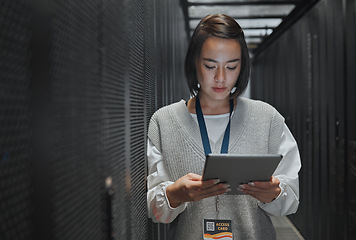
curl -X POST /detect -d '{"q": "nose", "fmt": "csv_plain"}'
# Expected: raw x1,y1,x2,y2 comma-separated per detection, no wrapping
215,67,225,83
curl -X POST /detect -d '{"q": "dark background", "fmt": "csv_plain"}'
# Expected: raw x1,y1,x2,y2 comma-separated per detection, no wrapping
0,0,355,239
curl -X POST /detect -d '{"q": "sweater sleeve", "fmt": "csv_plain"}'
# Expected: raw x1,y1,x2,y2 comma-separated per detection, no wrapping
148,112,162,153
258,124,301,216
146,139,188,223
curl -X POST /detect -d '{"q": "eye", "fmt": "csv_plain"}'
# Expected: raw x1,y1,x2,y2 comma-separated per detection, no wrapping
204,64,215,70
226,66,237,70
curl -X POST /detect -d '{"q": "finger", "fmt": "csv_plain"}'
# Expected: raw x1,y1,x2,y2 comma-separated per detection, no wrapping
242,188,272,196
248,181,273,189
271,176,281,185
241,184,279,196
184,178,218,191
238,183,270,193
181,173,205,190
240,187,267,196
239,185,279,203
201,184,231,198
199,183,231,199
186,173,203,181
252,176,280,188
199,178,221,190
238,184,269,195
242,188,274,200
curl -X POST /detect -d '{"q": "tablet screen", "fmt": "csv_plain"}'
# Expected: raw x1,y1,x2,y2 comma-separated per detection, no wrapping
202,154,282,195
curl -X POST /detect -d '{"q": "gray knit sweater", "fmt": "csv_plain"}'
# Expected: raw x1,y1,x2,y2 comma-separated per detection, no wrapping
148,97,284,240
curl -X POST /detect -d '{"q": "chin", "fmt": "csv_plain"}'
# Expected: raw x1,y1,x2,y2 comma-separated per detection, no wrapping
212,93,229,101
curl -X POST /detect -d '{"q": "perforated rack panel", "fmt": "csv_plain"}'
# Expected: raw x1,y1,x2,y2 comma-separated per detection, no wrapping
101,0,128,238
49,1,102,239
1,0,188,239
252,0,356,239
0,1,33,239
127,0,147,239
144,0,189,238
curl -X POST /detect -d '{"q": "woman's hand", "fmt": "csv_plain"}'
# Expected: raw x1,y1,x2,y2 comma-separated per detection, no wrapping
238,176,281,203
166,173,231,208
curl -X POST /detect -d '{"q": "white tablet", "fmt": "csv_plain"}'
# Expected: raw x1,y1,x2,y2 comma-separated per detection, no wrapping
202,154,282,195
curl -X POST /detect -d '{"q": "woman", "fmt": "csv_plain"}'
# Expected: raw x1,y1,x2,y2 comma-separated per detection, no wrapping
147,14,301,239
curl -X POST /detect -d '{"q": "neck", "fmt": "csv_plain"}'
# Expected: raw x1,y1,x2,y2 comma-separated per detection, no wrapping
187,94,235,115
199,94,230,112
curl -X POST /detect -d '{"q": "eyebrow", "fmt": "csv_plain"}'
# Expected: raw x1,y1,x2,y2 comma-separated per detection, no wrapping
203,58,240,63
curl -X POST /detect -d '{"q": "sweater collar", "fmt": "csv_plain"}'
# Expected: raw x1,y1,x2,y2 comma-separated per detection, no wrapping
172,98,249,154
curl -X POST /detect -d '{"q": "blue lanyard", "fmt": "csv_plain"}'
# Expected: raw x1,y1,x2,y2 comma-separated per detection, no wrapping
196,97,234,156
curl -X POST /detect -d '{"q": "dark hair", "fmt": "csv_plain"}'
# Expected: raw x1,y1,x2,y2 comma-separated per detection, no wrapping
185,14,251,98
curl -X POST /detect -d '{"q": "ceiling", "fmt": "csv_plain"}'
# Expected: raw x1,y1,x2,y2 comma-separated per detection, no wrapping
181,0,318,56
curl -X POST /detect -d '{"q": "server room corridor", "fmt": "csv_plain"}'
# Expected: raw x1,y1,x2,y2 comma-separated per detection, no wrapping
1,0,355,239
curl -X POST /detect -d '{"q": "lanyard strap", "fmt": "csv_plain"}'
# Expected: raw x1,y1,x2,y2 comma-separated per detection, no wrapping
196,97,234,156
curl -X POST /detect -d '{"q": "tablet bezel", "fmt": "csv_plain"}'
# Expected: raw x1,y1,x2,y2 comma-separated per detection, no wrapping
202,154,282,195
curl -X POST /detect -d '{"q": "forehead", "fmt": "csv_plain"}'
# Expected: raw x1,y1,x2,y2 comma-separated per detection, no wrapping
200,37,241,59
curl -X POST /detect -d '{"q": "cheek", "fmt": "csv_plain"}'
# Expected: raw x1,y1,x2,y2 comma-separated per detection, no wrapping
232,67,242,81
226,71,241,89
196,66,206,81
199,69,214,82
228,70,240,82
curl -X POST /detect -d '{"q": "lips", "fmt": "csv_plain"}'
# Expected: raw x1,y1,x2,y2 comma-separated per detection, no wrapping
212,87,227,93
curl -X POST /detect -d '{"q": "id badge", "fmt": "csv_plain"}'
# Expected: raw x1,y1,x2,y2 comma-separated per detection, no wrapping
203,219,233,239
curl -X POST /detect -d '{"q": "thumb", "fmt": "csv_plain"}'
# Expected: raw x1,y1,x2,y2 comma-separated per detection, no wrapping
186,173,202,181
